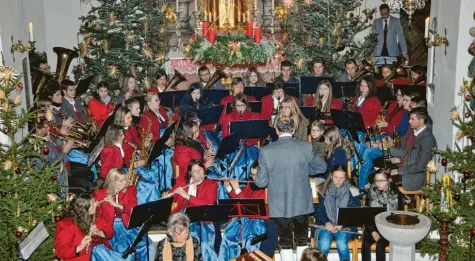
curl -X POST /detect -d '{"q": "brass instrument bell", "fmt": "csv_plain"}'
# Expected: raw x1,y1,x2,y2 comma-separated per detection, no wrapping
164,69,186,92
53,47,79,83
385,62,407,85
204,69,228,89
352,59,374,81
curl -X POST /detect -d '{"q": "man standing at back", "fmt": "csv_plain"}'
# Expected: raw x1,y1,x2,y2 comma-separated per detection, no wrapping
255,117,327,261
373,4,409,65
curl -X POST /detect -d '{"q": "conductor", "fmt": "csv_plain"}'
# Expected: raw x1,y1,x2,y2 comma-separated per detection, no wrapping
255,117,327,261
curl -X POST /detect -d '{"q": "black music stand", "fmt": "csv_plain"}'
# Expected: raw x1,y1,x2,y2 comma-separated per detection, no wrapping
266,82,299,100
244,87,272,101
300,106,331,124
218,199,268,254
76,76,94,97
217,133,241,161
225,102,262,114
196,105,224,126
332,82,358,98
158,90,187,111
230,120,269,177
203,89,230,105
185,204,234,223
330,109,365,142
300,76,334,95
123,198,173,260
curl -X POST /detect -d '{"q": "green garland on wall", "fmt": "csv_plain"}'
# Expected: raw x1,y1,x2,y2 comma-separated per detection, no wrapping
186,33,276,66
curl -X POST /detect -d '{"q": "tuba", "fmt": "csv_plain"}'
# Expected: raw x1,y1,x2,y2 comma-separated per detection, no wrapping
204,69,227,89
32,68,54,96
352,60,374,81
385,62,407,86
163,69,186,92
53,47,79,83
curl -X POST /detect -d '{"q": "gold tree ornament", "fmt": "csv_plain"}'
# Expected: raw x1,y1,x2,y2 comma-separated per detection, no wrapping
4,160,12,170
14,95,21,105
304,0,312,6
79,42,90,55
295,58,305,69
332,23,342,36
159,3,168,12
319,36,325,46
125,31,135,43
155,52,166,64
282,0,295,9
108,11,116,25
450,110,460,121
142,47,153,59
0,66,20,86
143,20,149,33
47,193,57,202
0,89,5,99
456,129,464,140
426,160,439,173
102,40,110,53
143,77,153,90
108,65,119,78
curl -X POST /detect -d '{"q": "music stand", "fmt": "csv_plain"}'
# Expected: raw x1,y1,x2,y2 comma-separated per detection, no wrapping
266,82,299,99
123,198,173,260
196,105,224,126
300,76,334,95
185,204,234,223
203,89,230,105
244,87,272,101
218,199,268,254
337,207,386,227
225,102,262,114
217,133,241,161
299,106,330,124
75,76,94,97
330,109,365,142
332,82,358,98
157,91,187,111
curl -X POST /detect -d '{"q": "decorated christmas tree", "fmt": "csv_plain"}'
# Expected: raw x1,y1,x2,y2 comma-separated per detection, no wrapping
280,0,378,76
420,78,475,261
0,64,64,260
73,0,173,95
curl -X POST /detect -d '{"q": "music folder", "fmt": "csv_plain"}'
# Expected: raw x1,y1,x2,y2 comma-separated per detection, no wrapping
225,101,262,114
300,76,333,95
244,87,271,101
146,121,177,167
266,82,299,99
216,133,242,160
203,89,230,105
337,207,386,227
196,105,224,125
230,120,269,140
332,82,358,98
127,197,173,229
330,109,365,142
377,86,394,104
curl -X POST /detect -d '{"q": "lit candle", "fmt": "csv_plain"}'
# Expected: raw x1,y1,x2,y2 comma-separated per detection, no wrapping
271,0,274,11
28,22,34,42
424,17,430,38
176,0,180,13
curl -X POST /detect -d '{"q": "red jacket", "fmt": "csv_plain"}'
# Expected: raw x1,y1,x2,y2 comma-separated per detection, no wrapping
306,97,344,110
260,94,298,120
382,102,405,134
173,144,202,186
351,96,382,128
93,186,138,228
220,110,261,146
88,99,114,128
123,126,142,167
147,87,163,94
219,95,257,106
228,183,269,219
100,145,123,179
54,214,113,261
376,77,412,88
139,108,168,142
170,178,218,213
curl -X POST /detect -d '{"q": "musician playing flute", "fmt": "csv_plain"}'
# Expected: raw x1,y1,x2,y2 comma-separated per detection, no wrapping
54,193,125,261
314,165,361,261
94,168,153,260
260,81,298,122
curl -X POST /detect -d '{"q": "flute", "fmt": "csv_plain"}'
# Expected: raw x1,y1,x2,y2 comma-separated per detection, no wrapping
163,177,205,198
308,224,363,236
208,177,255,183
96,186,130,206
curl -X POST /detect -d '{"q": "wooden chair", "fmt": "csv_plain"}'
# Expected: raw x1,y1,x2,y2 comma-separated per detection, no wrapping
397,168,431,213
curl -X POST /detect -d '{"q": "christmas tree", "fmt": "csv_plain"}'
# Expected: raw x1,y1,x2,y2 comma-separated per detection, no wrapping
0,64,64,260
280,0,378,76
73,0,173,95
419,78,475,261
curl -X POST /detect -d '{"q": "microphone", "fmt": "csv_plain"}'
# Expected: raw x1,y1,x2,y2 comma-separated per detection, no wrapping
250,233,268,245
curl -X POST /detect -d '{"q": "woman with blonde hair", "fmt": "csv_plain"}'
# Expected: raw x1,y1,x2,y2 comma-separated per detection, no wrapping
94,168,154,260
278,97,309,141
322,126,355,178
307,81,343,124
139,92,168,142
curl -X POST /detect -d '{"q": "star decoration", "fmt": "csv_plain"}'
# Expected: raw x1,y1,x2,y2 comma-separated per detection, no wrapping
79,42,90,55
125,31,135,43
159,3,168,12
426,160,438,173
109,12,116,25
102,40,110,54
295,58,305,69
143,77,153,90
155,52,166,64
303,0,312,6
0,66,20,86
282,0,295,9
4,160,12,170
456,129,464,140
14,95,21,105
450,109,460,121
108,65,119,78
142,46,153,59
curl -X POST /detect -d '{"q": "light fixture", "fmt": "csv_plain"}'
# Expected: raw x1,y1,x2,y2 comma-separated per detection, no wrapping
385,0,428,25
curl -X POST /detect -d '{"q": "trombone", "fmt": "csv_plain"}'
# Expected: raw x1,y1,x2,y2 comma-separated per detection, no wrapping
352,60,374,81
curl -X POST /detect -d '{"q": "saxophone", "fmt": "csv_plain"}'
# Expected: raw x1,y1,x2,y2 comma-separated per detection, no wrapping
375,101,391,124
123,139,140,185
140,116,153,162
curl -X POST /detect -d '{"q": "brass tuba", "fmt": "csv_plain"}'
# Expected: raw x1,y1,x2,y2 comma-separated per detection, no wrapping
32,67,54,96
352,60,374,81
204,69,227,89
385,62,407,86
53,47,79,83
163,69,186,92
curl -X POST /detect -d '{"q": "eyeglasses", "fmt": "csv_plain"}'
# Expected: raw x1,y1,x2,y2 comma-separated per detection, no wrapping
235,104,246,107
375,179,388,184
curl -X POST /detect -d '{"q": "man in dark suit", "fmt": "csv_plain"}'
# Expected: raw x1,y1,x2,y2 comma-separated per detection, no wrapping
255,117,327,261
193,65,225,90
60,79,87,123
390,108,436,191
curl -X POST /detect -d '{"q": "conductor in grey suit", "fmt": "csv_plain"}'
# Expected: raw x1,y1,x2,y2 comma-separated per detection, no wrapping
255,117,327,261
390,108,436,191
373,4,409,65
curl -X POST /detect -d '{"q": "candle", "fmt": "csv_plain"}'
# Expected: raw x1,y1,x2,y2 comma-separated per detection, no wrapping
424,17,430,38
28,22,34,42
254,27,262,43
193,0,197,14
271,0,274,11
202,21,210,37
246,21,253,37
255,0,258,11
208,28,217,44
248,0,251,21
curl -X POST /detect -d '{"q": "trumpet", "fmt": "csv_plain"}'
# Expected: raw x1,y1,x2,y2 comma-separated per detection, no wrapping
49,130,90,148
208,177,255,183
163,177,206,198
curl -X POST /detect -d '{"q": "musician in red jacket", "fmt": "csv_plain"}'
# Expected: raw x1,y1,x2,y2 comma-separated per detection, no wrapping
139,92,169,142
260,81,298,121
147,69,168,94
165,159,218,213
220,77,256,106
351,76,382,128
173,121,214,186
100,125,125,179
113,107,143,168
88,81,115,128
376,88,405,134
375,64,412,88
307,80,343,124
54,193,115,261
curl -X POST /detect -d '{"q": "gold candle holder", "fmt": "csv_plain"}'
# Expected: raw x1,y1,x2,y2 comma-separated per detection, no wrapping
10,35,36,62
